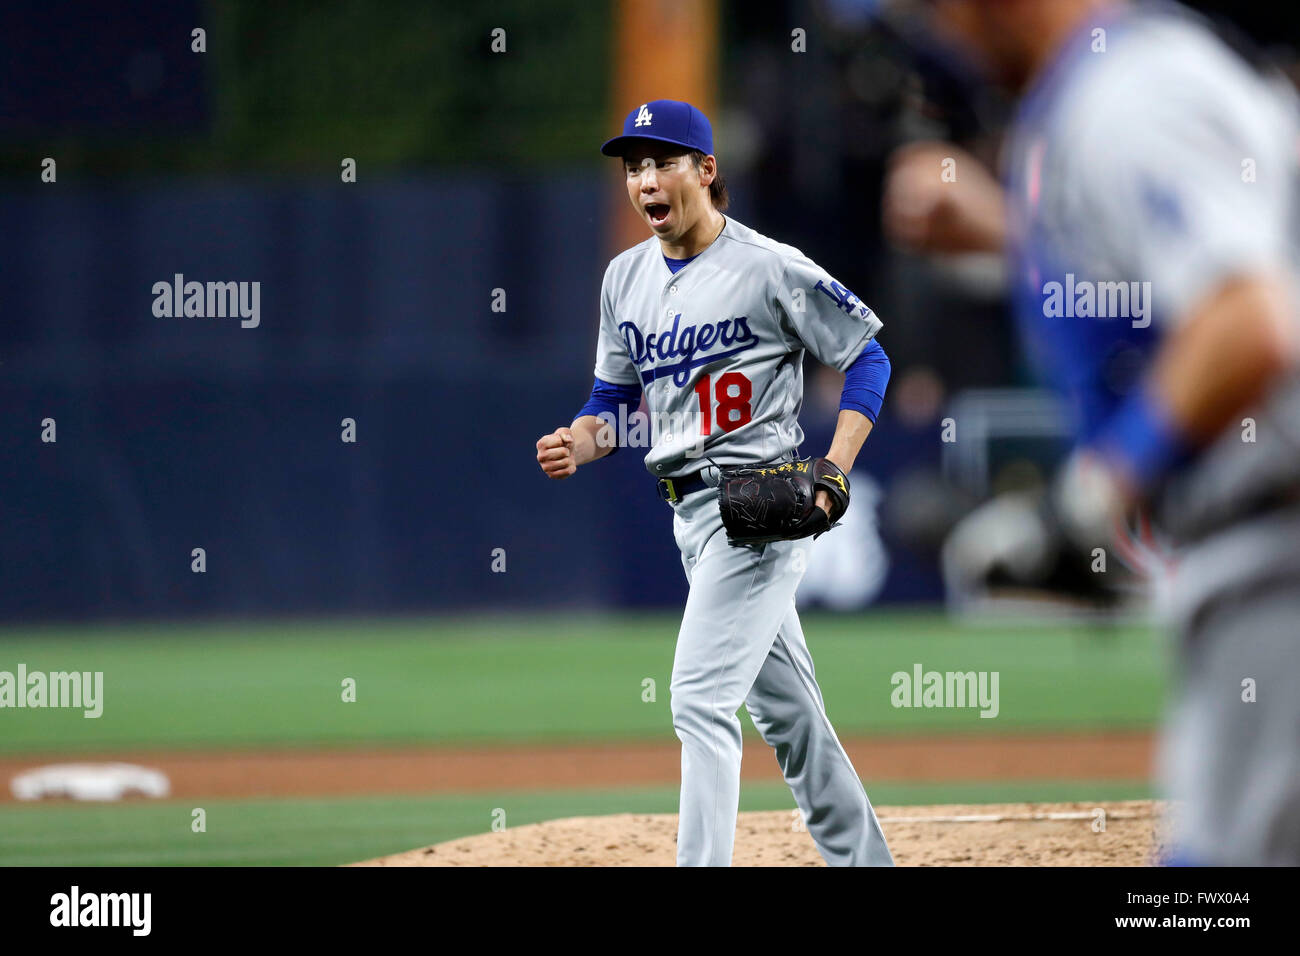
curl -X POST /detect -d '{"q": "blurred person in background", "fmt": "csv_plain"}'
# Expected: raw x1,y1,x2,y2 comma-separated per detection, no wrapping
884,0,1300,864
795,468,891,610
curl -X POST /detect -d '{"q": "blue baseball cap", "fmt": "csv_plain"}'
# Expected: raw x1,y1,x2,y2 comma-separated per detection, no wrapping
600,99,715,158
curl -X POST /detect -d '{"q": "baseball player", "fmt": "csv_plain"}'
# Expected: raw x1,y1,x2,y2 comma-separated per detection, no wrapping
536,99,895,867
885,0,1300,864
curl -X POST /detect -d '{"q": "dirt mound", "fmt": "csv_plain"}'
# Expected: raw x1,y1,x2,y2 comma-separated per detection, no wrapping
353,800,1164,866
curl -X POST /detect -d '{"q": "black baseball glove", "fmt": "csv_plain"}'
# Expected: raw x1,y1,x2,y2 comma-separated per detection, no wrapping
717,457,850,545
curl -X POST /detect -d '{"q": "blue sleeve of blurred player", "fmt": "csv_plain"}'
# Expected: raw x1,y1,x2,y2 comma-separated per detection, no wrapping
574,376,642,457
1093,387,1194,490
839,339,890,424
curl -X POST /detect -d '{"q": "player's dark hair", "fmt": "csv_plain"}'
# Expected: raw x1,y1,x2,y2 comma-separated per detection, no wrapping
688,150,729,211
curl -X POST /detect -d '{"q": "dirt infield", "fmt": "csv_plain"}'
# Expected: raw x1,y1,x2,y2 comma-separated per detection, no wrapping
354,800,1164,866
0,730,1154,802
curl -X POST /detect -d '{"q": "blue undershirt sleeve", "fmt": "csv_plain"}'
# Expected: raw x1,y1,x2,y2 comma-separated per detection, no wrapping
839,339,890,424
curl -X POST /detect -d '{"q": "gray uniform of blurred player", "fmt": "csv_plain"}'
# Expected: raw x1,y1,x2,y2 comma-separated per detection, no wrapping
1001,5,1300,864
593,218,894,867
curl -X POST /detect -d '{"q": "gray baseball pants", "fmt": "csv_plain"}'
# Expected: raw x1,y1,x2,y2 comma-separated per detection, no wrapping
1156,517,1300,866
667,469,894,867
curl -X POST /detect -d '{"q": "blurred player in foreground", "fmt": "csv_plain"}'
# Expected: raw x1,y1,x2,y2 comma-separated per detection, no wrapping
885,0,1300,864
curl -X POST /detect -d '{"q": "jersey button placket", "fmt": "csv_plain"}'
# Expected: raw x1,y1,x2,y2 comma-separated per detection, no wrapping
659,279,679,477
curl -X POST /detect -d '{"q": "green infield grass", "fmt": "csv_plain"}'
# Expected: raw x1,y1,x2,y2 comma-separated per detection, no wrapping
0,610,1165,754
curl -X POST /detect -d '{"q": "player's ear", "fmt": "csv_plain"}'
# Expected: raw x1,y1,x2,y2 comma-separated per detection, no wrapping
696,153,717,187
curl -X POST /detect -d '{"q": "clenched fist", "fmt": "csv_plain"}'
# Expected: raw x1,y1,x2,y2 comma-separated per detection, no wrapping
536,427,577,479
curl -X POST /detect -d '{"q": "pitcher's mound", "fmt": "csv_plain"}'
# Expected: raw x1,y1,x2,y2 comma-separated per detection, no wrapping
353,800,1163,866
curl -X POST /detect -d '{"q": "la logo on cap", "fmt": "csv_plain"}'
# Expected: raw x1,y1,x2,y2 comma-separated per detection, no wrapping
634,103,653,127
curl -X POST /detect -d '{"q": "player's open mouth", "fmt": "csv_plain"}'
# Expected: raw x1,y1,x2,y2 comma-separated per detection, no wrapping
645,203,671,226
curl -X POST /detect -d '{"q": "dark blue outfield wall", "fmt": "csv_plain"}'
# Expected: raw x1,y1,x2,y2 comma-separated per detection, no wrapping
0,176,941,622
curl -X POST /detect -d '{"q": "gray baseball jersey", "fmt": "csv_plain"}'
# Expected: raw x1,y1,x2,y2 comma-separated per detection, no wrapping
1004,2,1300,603
1006,4,1297,330
592,216,882,477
